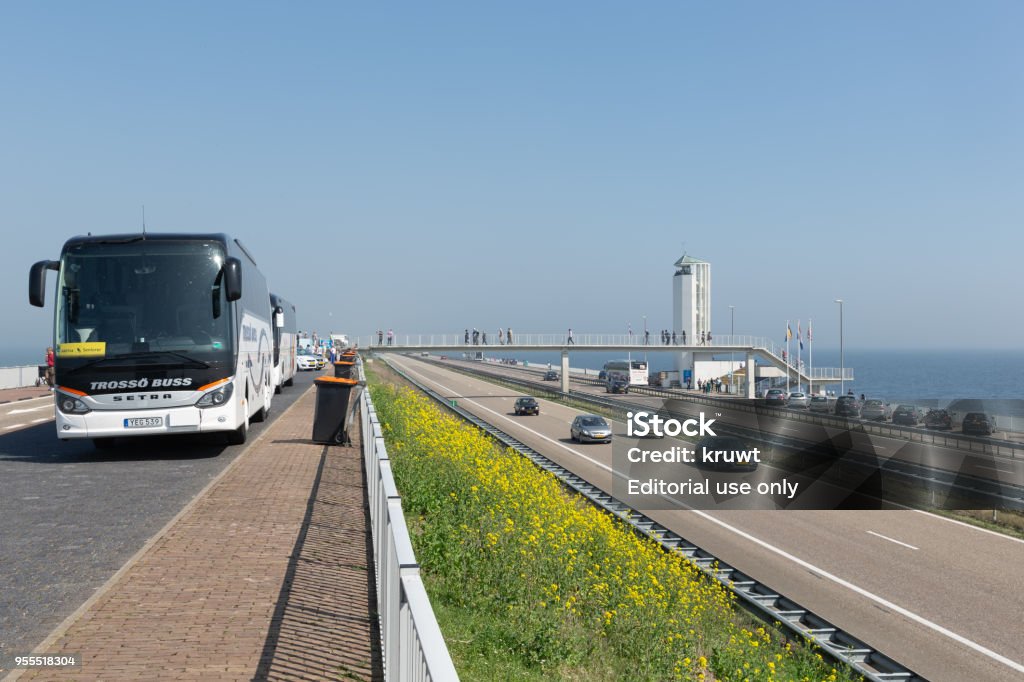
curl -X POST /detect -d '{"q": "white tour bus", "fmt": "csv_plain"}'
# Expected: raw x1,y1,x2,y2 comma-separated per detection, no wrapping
603,359,649,386
29,233,275,448
270,293,297,393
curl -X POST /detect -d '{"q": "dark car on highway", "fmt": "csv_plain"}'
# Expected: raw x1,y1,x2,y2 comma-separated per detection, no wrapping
891,404,923,426
543,371,559,381
961,412,996,436
514,397,540,416
924,409,952,430
606,378,629,394
834,395,862,417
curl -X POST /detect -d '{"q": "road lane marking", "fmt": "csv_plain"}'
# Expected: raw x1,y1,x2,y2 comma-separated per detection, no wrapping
395,357,1024,676
866,530,919,550
974,464,1015,474
5,404,52,415
916,510,1024,546
31,417,50,424
3,423,27,430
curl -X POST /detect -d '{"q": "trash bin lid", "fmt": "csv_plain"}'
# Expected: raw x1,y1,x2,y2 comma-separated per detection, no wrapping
315,377,360,386
333,360,356,366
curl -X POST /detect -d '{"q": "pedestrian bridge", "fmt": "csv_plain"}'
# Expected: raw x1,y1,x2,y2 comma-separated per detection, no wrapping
354,333,852,398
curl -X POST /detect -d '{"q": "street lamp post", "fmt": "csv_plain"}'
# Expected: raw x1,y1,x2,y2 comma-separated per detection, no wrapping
729,305,735,395
835,299,844,394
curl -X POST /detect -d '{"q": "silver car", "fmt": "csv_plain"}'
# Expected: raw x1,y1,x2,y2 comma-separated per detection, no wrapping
809,395,831,413
861,400,892,421
571,414,613,444
787,392,810,409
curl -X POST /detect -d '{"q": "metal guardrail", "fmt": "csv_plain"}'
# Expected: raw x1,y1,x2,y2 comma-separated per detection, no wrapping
384,357,924,682
358,360,459,682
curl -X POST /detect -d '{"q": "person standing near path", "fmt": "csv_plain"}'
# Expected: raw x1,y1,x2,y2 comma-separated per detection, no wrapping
498,328,504,345
506,327,513,344
567,328,574,345
45,346,55,389
387,329,394,346
377,329,383,345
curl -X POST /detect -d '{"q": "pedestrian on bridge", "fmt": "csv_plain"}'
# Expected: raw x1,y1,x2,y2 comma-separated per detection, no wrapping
681,330,686,345
567,328,574,345
465,329,470,344
644,329,649,345
507,327,513,344
672,331,677,345
498,328,504,345
377,329,383,345
387,329,394,346
482,331,488,344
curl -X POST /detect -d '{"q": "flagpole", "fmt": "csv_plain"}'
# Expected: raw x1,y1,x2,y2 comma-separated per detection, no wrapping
809,318,813,396
797,319,802,393
785,319,790,393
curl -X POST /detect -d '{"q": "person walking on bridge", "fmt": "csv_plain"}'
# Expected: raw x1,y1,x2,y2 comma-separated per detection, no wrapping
681,330,686,345
567,328,575,345
465,329,470,344
377,329,383,345
506,327,513,344
387,329,394,346
498,328,504,345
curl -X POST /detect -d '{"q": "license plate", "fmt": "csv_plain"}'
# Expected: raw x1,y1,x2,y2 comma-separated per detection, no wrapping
124,417,163,428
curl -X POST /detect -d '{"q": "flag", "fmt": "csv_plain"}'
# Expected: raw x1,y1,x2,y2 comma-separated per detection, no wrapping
798,320,804,350
786,323,792,341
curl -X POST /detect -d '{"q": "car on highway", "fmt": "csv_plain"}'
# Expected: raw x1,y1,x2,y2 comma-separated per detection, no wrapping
598,370,608,381
891,404,924,426
606,378,629,394
809,396,831,414
694,434,761,472
924,409,952,430
763,388,787,407
834,395,861,417
961,412,997,436
570,414,613,444
861,400,892,422
514,397,540,416
543,371,559,381
296,348,319,371
787,391,810,409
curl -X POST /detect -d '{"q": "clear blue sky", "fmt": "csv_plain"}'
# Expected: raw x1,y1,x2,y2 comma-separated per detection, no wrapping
3,1,1022,362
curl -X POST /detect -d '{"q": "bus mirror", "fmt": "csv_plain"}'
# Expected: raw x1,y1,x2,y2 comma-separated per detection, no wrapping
274,309,284,328
224,258,242,301
29,260,59,307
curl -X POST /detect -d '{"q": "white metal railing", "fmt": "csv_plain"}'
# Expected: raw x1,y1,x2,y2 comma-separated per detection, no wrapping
355,332,802,350
359,361,459,681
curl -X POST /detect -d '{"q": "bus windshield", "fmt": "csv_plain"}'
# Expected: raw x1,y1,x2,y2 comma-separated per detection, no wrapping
55,239,234,363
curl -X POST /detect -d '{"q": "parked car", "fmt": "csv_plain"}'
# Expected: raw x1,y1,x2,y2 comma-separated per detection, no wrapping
606,378,629,394
891,404,924,426
514,397,540,416
543,371,559,381
570,414,613,443
694,434,761,472
834,395,862,418
861,400,892,422
787,392,810,409
763,389,787,406
296,348,318,371
809,396,832,414
924,409,952,430
961,412,997,436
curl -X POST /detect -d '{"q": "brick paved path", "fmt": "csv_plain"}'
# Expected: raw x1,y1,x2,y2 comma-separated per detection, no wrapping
12,387,381,681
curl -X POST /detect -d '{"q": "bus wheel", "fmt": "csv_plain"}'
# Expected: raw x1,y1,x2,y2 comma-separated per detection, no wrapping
92,438,116,450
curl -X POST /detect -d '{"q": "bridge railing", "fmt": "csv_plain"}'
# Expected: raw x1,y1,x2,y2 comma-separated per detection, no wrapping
359,361,459,681
355,332,795,351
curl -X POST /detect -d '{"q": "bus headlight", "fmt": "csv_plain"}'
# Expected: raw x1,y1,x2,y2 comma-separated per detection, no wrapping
56,391,90,415
196,382,233,409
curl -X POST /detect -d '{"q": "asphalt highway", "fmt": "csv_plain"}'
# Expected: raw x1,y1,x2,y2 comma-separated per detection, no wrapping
388,354,1024,682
